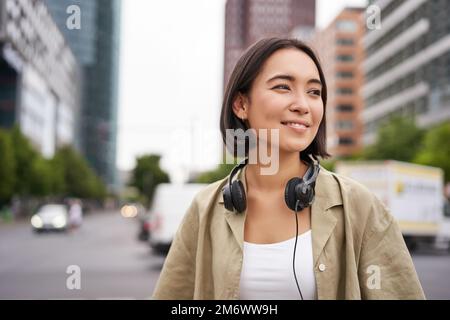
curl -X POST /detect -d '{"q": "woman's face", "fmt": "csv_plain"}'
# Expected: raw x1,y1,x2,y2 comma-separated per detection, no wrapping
235,48,324,154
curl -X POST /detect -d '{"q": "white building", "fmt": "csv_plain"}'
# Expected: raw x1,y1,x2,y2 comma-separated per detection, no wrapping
363,0,450,145
0,0,80,157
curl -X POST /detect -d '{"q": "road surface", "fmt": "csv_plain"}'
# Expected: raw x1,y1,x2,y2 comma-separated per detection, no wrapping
0,211,449,299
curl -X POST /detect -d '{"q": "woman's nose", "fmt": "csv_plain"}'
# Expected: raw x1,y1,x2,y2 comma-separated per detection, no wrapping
288,94,309,114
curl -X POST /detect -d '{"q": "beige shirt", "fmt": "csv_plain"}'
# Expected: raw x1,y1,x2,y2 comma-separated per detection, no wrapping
152,166,426,300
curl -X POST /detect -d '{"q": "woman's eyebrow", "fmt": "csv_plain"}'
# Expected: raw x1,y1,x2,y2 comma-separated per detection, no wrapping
266,74,322,87
266,74,296,83
307,78,323,87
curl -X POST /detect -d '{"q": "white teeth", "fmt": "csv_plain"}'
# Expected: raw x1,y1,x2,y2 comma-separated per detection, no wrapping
286,122,307,128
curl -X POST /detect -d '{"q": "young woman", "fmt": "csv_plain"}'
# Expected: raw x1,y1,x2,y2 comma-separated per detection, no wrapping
152,37,425,300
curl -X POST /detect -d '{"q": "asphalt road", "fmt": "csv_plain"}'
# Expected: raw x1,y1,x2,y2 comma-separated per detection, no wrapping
0,211,449,299
0,210,164,299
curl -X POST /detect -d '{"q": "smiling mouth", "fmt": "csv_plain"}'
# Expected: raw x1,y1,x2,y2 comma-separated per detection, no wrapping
280,121,310,129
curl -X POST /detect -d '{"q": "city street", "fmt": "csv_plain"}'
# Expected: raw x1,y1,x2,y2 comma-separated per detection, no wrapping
0,211,164,300
0,211,449,300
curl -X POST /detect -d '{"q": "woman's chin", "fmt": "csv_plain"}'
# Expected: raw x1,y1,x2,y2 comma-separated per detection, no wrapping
279,143,309,154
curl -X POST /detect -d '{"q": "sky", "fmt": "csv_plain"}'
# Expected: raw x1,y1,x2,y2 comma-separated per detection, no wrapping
117,0,368,182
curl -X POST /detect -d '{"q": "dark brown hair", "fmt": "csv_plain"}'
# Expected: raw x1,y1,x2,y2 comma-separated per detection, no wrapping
220,37,331,161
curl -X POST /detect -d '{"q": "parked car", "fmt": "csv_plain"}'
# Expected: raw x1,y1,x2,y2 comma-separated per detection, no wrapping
137,212,152,242
31,204,69,232
148,183,207,254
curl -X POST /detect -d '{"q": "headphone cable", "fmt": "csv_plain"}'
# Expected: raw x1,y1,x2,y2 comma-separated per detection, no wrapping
293,200,304,300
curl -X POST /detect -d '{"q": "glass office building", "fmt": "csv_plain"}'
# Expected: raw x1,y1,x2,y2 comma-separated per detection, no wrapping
44,0,121,190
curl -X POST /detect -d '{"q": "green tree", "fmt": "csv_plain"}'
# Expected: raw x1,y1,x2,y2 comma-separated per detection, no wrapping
196,163,236,184
48,156,66,196
86,175,107,200
414,121,450,182
28,157,53,197
10,126,39,196
363,116,424,162
54,146,107,199
320,159,336,172
0,130,16,206
130,155,170,208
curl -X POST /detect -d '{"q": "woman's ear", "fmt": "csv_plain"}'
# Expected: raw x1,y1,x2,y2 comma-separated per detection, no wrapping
232,93,248,120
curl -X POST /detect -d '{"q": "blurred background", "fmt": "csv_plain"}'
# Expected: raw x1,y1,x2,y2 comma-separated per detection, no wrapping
0,0,449,299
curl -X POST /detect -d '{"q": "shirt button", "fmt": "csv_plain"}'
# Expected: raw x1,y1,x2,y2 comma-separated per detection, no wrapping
318,263,326,272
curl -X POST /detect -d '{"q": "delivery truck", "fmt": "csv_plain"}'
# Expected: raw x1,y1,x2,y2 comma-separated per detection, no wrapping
335,160,446,250
148,183,207,255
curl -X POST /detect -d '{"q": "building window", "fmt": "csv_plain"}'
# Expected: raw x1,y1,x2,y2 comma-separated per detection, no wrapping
336,104,354,112
336,88,353,95
336,38,354,46
336,20,357,32
338,137,354,145
336,71,354,79
336,120,354,130
336,54,354,62
365,120,379,134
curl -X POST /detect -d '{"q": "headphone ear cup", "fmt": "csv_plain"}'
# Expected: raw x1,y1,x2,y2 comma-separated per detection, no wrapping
222,185,234,212
295,183,314,210
285,177,302,211
231,180,247,213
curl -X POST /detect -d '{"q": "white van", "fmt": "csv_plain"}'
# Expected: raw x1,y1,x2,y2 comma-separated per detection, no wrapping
148,183,207,254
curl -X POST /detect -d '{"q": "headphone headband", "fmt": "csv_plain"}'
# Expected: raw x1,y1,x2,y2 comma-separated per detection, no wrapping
303,162,320,185
228,158,248,189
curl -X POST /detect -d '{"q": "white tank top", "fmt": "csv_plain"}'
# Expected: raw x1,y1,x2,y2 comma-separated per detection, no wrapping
239,230,317,300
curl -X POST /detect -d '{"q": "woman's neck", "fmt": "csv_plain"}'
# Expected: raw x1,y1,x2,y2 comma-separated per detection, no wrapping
245,152,309,193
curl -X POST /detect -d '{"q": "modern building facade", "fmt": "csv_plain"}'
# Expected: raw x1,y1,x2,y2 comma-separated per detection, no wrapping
224,0,316,90
312,7,365,157
44,0,121,190
363,0,450,145
0,0,80,158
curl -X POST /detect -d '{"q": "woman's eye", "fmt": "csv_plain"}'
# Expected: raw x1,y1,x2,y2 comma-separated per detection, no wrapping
273,84,290,90
308,89,321,96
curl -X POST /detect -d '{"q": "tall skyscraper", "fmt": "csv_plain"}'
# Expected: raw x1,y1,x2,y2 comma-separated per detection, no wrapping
224,0,316,89
313,7,365,157
363,0,450,145
44,0,121,190
0,0,80,158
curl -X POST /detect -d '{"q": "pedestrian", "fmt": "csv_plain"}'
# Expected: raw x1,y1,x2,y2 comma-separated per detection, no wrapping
68,199,83,231
152,37,425,300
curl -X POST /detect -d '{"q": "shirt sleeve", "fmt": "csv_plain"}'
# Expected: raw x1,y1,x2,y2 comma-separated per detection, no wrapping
151,197,199,300
358,196,426,300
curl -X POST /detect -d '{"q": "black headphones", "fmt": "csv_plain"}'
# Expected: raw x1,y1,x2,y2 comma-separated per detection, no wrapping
222,155,320,213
